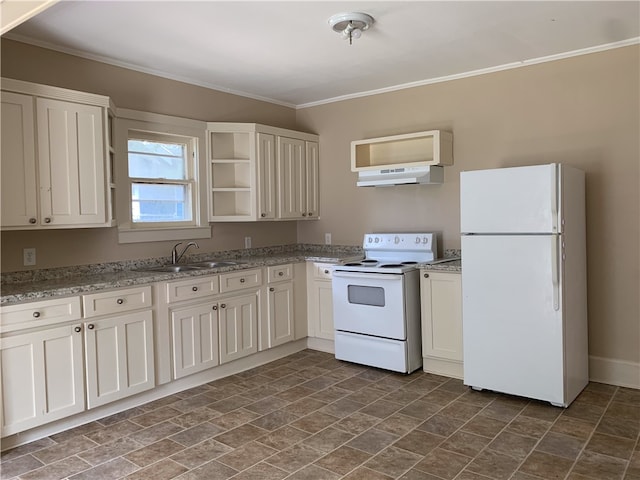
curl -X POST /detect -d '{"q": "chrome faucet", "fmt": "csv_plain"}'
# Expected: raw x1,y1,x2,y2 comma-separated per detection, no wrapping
171,241,199,264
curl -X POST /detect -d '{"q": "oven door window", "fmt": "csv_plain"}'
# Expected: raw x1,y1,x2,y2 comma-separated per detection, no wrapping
347,285,385,307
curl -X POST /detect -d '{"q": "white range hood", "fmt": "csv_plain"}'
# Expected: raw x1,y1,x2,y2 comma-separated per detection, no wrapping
356,165,444,187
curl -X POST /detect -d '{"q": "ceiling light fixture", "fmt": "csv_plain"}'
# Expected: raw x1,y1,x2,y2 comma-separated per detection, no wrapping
328,12,374,45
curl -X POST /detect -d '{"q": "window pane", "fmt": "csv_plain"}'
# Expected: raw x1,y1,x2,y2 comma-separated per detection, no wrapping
128,139,186,180
131,183,191,223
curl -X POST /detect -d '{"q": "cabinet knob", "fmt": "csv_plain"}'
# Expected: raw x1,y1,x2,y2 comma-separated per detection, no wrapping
87,324,95,330
44,217,52,224
116,298,124,305
423,273,429,278
302,213,307,217
29,217,37,224
269,287,275,292
240,278,245,283
261,213,266,217
221,303,226,309
324,270,329,274
278,271,284,276
212,305,218,311
74,326,82,333
33,311,41,318
308,212,313,216
192,286,198,292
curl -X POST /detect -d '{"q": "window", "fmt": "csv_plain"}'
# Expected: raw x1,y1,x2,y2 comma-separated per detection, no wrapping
127,133,194,225
115,111,210,244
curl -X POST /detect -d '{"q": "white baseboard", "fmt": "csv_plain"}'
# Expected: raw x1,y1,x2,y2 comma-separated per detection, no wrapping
306,336,335,354
589,355,640,389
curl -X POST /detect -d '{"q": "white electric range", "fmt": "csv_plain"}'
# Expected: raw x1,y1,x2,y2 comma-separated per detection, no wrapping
332,233,437,373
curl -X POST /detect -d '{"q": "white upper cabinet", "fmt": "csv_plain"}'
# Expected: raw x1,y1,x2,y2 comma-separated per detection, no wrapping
1,78,113,230
207,123,319,222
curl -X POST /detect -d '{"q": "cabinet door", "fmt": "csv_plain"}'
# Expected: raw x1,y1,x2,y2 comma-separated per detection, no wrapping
36,97,107,227
257,132,276,220
84,310,154,408
219,292,259,364
171,303,219,379
304,141,319,219
277,136,306,219
267,281,295,348
1,91,38,228
420,272,463,374
0,324,85,436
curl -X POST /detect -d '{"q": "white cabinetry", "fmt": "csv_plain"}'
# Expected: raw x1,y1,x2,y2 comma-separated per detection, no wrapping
263,264,295,349
1,78,113,230
82,286,155,408
207,123,319,221
306,263,335,341
218,269,260,364
170,302,219,379
420,271,463,379
0,297,85,437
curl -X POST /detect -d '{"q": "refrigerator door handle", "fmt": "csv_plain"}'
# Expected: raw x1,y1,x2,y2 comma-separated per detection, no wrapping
551,164,559,233
551,238,560,311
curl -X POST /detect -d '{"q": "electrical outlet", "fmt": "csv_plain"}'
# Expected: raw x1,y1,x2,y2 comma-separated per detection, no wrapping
244,236,252,249
325,233,332,245
23,248,36,266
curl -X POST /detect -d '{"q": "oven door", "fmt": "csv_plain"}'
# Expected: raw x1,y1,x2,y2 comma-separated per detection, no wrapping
332,270,406,340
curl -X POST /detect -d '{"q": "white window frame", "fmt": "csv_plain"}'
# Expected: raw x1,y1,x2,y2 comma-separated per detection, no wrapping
115,109,210,244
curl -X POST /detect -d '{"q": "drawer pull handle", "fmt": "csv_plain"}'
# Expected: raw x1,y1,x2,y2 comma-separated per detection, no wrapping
29,217,37,224
87,324,95,330
212,305,218,311
74,326,82,333
221,303,226,308
424,273,429,278
33,311,41,318
44,217,52,224
240,278,245,283
278,271,284,276
269,287,275,292
192,286,198,292
116,298,124,305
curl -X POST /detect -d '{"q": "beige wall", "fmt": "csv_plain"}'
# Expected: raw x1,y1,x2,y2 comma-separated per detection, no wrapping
1,39,299,269
1,39,638,370
296,46,640,366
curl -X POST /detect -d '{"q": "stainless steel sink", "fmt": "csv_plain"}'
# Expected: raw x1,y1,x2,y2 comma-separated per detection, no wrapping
187,261,238,268
142,265,203,273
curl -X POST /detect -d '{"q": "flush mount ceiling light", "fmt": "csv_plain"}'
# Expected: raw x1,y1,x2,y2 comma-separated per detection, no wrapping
328,12,374,45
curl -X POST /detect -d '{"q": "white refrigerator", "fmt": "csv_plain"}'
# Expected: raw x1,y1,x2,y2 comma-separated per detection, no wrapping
460,163,588,407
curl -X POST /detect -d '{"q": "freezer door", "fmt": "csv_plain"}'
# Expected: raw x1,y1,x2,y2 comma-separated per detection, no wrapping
461,234,566,405
461,164,560,234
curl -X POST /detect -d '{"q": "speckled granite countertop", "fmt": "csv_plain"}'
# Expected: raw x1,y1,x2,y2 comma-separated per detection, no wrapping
1,245,461,306
0,244,363,306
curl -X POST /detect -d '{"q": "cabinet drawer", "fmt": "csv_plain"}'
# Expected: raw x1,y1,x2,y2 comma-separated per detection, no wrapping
83,286,152,318
267,264,293,283
313,263,334,280
220,268,262,293
167,276,219,303
0,296,82,333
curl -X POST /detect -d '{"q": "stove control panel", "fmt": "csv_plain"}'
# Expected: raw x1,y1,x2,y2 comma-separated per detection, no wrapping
364,233,435,250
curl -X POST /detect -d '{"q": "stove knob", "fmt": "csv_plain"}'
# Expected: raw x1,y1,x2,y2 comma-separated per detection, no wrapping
367,237,373,243
394,236,400,244
415,236,421,244
374,237,379,243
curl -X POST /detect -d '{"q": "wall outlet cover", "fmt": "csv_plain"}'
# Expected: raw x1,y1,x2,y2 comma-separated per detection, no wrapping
23,247,36,266
325,233,332,245
244,236,252,249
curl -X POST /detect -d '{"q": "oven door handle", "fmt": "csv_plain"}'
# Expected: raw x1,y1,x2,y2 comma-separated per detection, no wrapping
332,270,403,280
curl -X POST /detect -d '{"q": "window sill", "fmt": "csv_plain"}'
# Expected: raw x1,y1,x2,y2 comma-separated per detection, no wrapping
118,225,211,244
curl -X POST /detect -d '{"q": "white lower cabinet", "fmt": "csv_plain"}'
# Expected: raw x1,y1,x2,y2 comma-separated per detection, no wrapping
306,263,335,340
84,310,155,408
263,264,295,349
219,291,259,364
0,323,85,437
420,270,463,378
170,303,219,379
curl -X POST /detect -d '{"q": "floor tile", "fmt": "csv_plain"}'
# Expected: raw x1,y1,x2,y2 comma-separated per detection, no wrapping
346,428,398,455
518,450,575,479
572,450,629,479
177,459,237,480
229,461,288,480
414,447,472,479
170,438,233,469
21,456,91,480
78,436,143,466
32,436,98,464
124,438,185,467
536,431,586,459
286,464,342,480
0,453,44,479
364,445,422,477
265,443,324,473
125,458,187,480
393,429,443,456
214,423,267,448
465,449,520,480
302,426,354,453
440,430,492,458
314,445,372,475
217,440,277,471
255,425,311,450
291,411,339,433
67,457,138,479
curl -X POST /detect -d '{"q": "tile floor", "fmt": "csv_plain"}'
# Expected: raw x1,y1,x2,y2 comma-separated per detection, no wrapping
1,349,638,480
